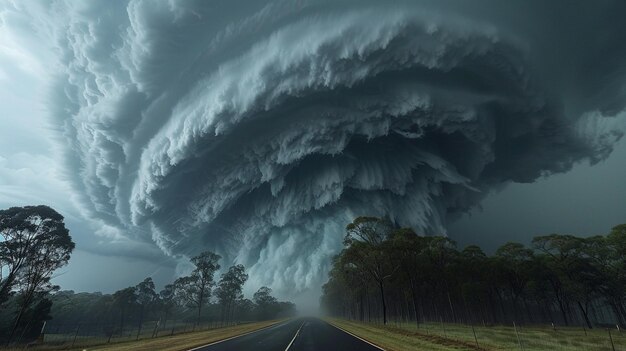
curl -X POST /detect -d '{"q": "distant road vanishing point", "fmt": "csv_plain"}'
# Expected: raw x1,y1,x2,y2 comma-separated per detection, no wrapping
189,318,383,351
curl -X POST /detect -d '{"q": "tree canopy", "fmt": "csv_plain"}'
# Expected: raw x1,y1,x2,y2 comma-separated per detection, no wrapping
0,205,75,343
322,217,626,329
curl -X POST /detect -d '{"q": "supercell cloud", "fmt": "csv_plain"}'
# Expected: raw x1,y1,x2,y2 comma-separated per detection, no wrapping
8,0,626,296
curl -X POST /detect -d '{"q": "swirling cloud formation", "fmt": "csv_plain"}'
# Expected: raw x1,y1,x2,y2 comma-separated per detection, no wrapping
10,0,625,296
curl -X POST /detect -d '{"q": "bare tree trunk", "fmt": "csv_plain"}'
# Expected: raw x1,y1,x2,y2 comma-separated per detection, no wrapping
557,298,569,326
359,293,365,321
197,288,205,325
412,293,420,328
136,305,144,340
408,278,420,328
447,291,456,323
577,301,593,329
119,307,125,336
379,281,387,325
366,287,371,322
8,291,36,344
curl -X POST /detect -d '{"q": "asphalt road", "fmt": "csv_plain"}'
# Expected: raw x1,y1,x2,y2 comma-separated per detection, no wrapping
191,317,383,351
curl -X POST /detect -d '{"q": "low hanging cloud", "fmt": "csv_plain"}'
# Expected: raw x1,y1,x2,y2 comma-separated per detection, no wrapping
8,0,626,297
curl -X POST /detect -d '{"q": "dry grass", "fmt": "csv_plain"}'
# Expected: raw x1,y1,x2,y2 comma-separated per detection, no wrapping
1,320,283,351
327,319,626,351
327,319,478,351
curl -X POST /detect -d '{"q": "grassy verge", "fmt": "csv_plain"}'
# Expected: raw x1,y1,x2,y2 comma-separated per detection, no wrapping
327,319,626,351
327,319,479,351
1,320,284,351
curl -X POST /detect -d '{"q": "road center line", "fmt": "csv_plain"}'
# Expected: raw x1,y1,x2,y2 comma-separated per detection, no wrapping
327,321,386,351
284,321,305,351
186,320,290,351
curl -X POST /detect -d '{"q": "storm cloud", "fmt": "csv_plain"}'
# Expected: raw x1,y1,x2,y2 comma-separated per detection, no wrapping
7,0,626,297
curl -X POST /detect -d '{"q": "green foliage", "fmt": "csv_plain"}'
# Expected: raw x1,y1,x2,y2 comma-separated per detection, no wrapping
0,206,295,346
136,278,157,307
215,264,248,323
0,205,75,344
174,251,221,323
322,216,626,330
250,286,294,320
0,205,74,306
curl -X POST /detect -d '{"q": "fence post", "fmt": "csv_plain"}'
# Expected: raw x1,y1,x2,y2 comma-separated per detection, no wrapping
71,324,80,348
513,321,524,351
37,321,47,344
608,328,616,351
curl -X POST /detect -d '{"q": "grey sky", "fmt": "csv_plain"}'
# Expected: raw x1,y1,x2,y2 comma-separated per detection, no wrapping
1,0,625,302
450,138,626,253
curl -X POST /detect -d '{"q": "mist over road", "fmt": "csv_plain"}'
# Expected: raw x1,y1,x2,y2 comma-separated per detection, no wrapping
192,318,382,351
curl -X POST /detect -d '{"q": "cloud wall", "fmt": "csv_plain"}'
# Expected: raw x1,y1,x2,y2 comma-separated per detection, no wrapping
8,0,625,297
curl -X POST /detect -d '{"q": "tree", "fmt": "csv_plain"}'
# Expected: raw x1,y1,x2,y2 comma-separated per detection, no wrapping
582,227,626,327
158,283,176,328
345,216,393,246
12,297,52,343
343,216,396,325
459,245,490,323
112,287,137,334
532,234,599,328
0,206,74,306
235,298,255,321
494,242,534,322
0,206,74,343
215,264,248,324
389,228,427,327
175,251,221,324
135,278,157,338
320,257,352,319
422,236,459,323
321,217,626,329
253,287,277,320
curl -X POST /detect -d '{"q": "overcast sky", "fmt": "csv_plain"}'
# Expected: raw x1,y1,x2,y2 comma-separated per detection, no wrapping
1,0,625,303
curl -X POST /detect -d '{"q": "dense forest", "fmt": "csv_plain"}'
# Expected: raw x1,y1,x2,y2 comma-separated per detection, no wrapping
321,216,626,329
0,206,295,345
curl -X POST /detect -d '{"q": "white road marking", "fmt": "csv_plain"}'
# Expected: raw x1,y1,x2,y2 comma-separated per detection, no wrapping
186,320,290,351
284,321,305,351
327,321,386,350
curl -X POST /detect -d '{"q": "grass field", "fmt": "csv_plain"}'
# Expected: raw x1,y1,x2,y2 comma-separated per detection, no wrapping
0,320,282,351
328,319,626,351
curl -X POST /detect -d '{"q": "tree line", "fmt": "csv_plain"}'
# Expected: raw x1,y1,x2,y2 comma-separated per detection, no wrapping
0,205,295,345
45,255,295,340
321,216,626,329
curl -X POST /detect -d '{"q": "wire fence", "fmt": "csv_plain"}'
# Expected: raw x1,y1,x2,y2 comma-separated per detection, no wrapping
37,319,249,349
11,317,626,350
373,319,626,351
